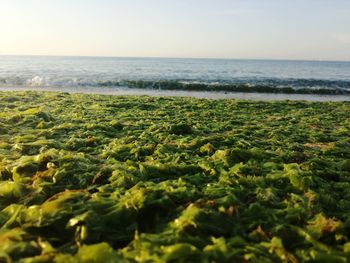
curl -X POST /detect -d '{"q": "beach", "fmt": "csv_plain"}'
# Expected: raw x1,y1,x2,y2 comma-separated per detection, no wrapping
1,0,350,260
2,0,350,260
1,91,349,261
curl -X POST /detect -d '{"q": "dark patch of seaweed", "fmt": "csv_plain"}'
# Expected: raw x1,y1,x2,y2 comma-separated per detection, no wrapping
98,79,350,95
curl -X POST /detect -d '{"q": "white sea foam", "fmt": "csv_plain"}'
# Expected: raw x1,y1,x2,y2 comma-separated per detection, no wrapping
27,76,45,86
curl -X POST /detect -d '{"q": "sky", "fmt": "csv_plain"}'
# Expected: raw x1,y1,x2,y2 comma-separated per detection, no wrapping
0,0,350,61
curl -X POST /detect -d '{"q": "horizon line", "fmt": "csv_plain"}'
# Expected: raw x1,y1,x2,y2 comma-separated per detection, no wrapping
0,53,349,63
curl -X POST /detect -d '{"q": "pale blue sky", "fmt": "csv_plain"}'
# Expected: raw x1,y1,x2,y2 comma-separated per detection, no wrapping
0,0,349,60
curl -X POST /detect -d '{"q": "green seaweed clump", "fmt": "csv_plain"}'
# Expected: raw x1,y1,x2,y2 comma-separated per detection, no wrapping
0,91,349,262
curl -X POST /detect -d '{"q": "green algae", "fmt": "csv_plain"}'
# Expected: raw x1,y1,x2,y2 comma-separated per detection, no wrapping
0,91,349,262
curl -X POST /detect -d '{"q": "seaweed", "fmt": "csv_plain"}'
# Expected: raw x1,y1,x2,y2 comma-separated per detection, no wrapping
0,91,349,262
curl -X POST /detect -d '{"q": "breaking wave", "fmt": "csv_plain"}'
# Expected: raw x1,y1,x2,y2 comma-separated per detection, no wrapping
98,79,350,95
1,76,350,95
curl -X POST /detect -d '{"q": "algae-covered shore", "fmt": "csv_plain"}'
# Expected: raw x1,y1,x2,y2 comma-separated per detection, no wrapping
0,91,350,262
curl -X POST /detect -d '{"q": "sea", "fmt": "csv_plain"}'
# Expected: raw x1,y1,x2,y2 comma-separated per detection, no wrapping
0,55,350,101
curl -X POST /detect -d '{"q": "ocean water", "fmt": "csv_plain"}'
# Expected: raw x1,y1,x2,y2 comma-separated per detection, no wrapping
0,55,350,100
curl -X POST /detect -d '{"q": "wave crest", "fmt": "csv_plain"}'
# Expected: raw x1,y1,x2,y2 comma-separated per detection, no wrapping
0,77,349,95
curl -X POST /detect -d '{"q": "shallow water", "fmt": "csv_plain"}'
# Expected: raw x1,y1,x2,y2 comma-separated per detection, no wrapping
1,86,350,101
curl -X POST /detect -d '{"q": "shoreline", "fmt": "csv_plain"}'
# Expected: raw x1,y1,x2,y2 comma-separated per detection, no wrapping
1,86,350,102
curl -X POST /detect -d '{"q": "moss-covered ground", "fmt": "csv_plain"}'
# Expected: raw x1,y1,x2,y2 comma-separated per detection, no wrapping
0,91,350,262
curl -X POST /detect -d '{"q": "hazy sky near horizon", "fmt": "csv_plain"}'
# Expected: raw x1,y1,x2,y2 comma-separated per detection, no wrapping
0,0,350,60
